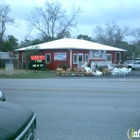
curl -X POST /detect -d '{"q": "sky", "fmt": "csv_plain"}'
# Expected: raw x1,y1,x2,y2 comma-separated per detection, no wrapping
2,0,140,42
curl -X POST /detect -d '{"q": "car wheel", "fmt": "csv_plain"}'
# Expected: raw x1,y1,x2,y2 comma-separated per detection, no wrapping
128,66,132,69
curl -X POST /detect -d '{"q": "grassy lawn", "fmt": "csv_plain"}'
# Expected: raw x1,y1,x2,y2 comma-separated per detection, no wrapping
0,68,57,79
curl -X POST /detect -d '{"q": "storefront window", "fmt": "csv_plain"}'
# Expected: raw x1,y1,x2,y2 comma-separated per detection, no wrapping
116,52,120,61
73,54,77,64
106,54,112,61
85,54,89,62
45,54,51,64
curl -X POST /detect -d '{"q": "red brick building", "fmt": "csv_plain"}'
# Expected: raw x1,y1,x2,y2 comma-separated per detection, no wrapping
15,38,126,70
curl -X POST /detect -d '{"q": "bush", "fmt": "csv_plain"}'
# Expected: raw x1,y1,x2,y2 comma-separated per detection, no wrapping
59,63,70,70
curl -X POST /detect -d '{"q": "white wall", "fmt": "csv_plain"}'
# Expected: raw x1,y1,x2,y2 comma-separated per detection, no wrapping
0,52,18,59
0,52,11,59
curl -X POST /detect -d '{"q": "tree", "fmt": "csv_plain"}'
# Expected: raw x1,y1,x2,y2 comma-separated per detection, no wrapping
0,3,15,51
20,38,43,48
27,0,82,41
57,31,71,39
24,46,41,70
116,41,140,59
93,22,129,47
3,35,18,52
77,34,93,41
20,39,32,48
131,28,140,48
31,39,42,45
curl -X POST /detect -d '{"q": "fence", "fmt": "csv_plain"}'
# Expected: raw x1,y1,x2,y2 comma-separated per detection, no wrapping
0,59,18,68
91,61,112,66
90,61,111,71
0,52,18,68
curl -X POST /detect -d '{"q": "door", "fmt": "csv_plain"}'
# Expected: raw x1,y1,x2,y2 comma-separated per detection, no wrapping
78,53,83,68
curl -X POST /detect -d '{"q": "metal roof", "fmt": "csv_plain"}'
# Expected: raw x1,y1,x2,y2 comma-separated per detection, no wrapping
15,38,126,52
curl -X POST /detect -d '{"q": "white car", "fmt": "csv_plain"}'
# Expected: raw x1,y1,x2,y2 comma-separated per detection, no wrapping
127,62,140,70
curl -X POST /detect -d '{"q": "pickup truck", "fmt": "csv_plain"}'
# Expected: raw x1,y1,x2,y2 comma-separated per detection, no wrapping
0,91,37,140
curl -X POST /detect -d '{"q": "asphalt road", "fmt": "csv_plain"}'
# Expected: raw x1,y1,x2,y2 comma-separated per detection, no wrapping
0,77,140,140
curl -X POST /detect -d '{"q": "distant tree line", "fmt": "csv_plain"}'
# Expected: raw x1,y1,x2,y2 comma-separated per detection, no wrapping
0,1,140,59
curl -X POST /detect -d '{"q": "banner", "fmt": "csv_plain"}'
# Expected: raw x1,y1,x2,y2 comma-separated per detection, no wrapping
54,52,67,61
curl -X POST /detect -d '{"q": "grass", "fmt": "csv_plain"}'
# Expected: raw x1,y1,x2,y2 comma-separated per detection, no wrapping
0,68,57,79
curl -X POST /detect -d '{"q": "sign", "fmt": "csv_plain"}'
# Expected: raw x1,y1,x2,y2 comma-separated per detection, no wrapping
31,55,45,60
127,127,140,139
54,52,67,61
102,51,107,59
94,50,102,58
89,50,93,59
9,51,13,57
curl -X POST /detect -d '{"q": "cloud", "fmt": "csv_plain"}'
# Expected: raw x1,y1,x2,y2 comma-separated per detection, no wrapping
3,0,46,20
2,0,140,41
70,0,140,39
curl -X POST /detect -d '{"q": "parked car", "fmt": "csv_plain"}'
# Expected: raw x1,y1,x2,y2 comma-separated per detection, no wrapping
0,91,37,140
0,91,6,101
127,61,140,70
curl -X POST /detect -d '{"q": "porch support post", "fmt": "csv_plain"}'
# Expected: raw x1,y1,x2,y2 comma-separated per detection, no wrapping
69,49,72,69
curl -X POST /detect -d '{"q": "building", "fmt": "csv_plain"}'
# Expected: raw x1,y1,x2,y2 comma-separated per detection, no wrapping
15,38,126,70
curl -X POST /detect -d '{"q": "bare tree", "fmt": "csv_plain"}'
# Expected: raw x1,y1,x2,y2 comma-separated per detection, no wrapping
27,0,82,41
93,22,129,47
0,3,15,51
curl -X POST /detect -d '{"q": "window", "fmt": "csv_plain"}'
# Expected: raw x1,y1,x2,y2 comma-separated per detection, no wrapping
116,52,121,61
85,54,89,62
22,52,26,62
106,54,112,61
45,54,51,64
73,54,77,64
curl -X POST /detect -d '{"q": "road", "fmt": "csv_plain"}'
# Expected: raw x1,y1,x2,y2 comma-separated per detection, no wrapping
0,77,140,140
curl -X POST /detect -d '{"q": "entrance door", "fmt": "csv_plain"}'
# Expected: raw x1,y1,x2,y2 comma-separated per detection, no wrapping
78,53,83,68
